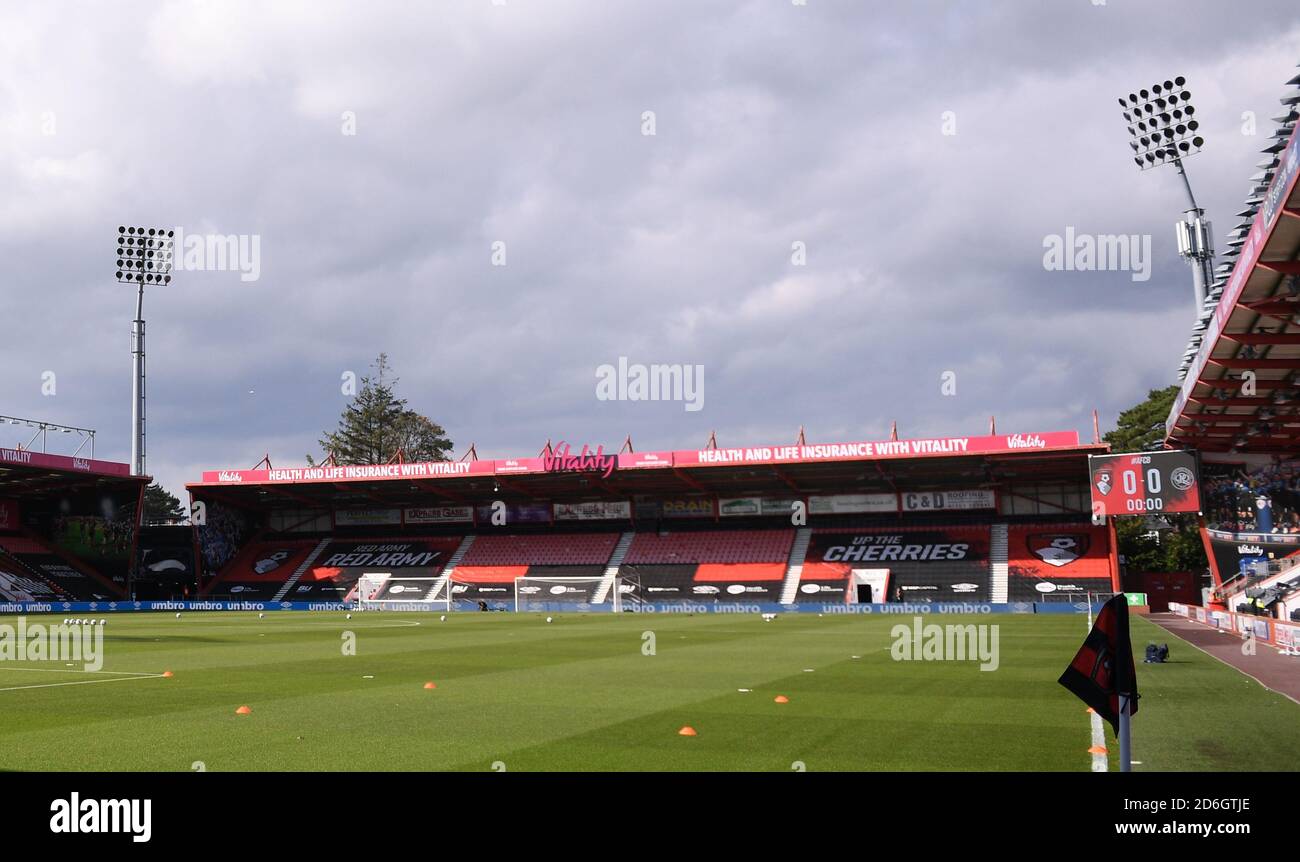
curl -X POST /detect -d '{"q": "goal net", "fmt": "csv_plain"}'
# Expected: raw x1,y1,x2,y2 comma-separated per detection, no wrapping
514,576,622,613
355,573,451,611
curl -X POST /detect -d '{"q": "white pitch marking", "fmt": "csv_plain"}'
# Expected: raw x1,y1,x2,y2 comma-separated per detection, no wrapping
1089,710,1107,773
0,671,167,692
0,667,160,676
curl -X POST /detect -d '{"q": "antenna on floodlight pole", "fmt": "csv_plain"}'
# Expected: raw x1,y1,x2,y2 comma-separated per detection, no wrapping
115,225,176,477
1117,76,1215,318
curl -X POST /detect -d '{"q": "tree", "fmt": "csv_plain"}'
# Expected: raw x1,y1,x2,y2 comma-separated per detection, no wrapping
143,482,186,523
1102,385,1178,453
309,354,453,465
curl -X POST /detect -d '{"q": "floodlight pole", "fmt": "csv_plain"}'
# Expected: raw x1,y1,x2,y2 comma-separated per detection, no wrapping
1170,156,1216,316
130,282,147,477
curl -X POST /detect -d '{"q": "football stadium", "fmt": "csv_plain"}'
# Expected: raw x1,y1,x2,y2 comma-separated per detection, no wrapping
5,425,1300,774
3,1,1300,846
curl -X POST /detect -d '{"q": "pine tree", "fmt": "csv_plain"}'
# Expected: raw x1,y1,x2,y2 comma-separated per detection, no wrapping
309,354,453,465
143,482,186,523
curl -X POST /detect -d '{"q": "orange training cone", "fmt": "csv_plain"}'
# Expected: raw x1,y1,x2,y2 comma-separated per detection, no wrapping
1087,745,1107,755
774,695,790,704
235,705,252,715
423,682,437,690
162,671,173,678
678,726,697,736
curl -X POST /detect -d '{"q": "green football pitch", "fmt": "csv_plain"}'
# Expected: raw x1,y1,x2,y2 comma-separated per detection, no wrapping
0,611,1296,772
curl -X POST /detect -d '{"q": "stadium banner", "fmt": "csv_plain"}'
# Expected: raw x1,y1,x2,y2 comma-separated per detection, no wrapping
192,431,1084,486
656,497,714,519
0,600,357,613
290,538,462,600
198,459,491,485
900,489,995,512
1088,450,1201,516
554,501,632,520
760,497,802,516
403,505,473,524
0,599,1109,616
808,493,898,514
333,508,402,527
718,496,801,517
803,528,992,602
1006,524,1112,602
493,457,544,475
136,533,198,587
474,502,551,524
1170,603,1299,648
718,497,761,517
0,447,132,478
0,498,18,530
617,451,674,470
675,432,1080,468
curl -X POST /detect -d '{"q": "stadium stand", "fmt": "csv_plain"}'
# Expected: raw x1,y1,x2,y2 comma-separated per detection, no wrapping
459,533,619,566
0,533,122,601
623,529,793,564
619,529,794,601
1204,460,1300,534
450,533,620,604
201,538,322,599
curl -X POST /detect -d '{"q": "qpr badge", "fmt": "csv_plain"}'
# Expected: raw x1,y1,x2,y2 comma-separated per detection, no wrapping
1029,534,1089,568
1093,469,1112,495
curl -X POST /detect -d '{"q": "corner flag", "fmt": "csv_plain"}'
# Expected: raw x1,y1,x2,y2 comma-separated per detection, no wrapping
1058,593,1139,736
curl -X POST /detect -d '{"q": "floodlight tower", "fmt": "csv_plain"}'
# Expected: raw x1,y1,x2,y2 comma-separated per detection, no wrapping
1118,76,1215,317
115,226,175,477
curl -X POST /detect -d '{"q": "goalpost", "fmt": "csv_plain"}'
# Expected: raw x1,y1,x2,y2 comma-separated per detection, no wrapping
355,573,451,611
514,575,622,613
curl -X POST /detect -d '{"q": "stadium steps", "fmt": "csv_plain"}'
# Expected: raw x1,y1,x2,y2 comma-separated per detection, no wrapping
593,531,635,604
435,534,476,602
271,537,334,602
779,528,813,604
990,524,1009,603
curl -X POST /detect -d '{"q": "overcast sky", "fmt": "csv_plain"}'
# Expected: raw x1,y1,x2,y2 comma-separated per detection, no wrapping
1,1,1298,499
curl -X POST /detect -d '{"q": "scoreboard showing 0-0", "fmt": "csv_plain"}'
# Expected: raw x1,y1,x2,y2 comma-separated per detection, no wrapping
1087,450,1201,517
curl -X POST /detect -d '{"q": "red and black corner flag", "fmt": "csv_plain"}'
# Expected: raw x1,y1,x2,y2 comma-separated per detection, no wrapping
1058,594,1139,734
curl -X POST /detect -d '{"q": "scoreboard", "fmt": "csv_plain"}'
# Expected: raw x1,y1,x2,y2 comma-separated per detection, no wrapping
1088,450,1201,517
